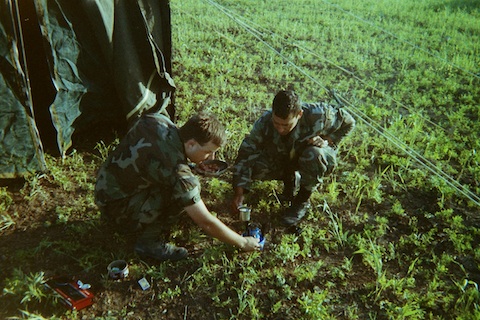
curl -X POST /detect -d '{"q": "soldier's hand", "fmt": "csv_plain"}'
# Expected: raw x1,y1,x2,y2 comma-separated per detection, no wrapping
231,187,245,214
240,236,261,251
307,136,329,148
231,196,243,214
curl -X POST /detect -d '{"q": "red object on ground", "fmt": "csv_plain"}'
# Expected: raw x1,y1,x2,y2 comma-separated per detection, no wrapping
44,277,94,311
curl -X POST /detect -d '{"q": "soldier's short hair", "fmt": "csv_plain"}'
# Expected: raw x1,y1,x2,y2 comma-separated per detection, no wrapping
272,90,302,119
179,112,226,147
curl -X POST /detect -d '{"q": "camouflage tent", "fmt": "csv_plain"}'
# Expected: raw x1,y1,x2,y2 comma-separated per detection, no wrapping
0,0,175,178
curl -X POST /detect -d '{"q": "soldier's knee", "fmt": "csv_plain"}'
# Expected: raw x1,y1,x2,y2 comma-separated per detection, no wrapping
299,146,337,176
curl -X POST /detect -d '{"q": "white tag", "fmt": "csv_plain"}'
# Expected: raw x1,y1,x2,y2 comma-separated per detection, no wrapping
138,277,151,290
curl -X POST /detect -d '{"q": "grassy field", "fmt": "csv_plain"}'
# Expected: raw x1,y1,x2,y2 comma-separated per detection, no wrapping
1,0,479,318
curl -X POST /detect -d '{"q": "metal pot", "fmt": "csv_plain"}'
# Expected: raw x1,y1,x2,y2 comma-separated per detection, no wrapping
238,205,251,222
107,260,129,280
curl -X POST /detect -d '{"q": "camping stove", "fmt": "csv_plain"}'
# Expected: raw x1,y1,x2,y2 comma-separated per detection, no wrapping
238,205,265,250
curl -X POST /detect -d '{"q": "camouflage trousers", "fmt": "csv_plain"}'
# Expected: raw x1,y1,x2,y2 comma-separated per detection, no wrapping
98,188,184,243
245,145,337,192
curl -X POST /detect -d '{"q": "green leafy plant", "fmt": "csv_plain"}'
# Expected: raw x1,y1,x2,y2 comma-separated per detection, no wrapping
0,213,15,232
3,269,47,304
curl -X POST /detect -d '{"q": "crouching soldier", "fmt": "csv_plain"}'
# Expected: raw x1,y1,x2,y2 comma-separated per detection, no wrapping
95,111,261,262
231,90,355,226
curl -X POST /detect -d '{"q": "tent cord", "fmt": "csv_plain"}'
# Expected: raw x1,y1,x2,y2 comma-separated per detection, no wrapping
202,0,460,136
201,0,480,207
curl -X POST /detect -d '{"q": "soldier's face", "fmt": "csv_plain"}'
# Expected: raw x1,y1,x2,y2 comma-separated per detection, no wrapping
186,140,220,164
272,111,303,136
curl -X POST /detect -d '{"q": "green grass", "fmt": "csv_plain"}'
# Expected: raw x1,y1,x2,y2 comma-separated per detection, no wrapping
1,0,479,318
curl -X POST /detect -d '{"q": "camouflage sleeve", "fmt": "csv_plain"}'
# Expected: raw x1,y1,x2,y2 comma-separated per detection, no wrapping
172,163,202,208
326,107,355,147
233,113,270,190
308,103,355,148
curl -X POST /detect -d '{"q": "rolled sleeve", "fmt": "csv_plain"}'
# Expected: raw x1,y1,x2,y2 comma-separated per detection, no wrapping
172,164,202,208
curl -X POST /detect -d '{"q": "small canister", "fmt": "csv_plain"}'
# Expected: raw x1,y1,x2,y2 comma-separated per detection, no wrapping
107,260,129,280
238,205,251,222
243,226,265,250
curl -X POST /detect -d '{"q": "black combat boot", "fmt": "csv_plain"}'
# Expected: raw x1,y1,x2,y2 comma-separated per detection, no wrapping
282,187,312,226
134,221,188,262
135,241,188,261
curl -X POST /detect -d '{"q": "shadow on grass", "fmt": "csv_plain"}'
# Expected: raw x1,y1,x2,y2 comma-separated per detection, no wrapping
432,0,480,13
0,217,138,318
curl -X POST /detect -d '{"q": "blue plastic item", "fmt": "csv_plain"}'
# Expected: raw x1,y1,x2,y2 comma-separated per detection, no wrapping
242,226,265,250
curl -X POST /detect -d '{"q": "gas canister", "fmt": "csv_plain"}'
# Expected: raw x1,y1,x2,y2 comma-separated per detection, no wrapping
242,225,265,250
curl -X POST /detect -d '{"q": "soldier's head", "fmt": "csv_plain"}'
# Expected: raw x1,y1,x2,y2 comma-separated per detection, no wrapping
271,90,303,136
179,112,226,163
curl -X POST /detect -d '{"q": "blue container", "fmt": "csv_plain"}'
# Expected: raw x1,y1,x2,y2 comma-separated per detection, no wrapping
242,226,265,250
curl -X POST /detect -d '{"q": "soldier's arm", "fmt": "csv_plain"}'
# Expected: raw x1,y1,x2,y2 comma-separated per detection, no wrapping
185,200,260,251
308,104,355,148
232,115,268,189
327,108,355,147
235,117,266,163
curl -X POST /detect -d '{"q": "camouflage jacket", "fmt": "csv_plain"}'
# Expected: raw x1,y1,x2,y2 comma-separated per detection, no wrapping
95,113,201,209
233,102,355,188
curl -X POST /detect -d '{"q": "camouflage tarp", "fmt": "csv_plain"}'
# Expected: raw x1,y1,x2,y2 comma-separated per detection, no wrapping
0,0,175,178
0,0,46,178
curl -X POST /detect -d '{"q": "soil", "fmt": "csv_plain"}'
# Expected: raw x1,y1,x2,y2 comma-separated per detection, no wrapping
1,150,479,319
0,151,261,319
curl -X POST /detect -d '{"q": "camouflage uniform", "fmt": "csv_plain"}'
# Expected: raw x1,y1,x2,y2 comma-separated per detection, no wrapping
95,113,201,239
233,102,355,193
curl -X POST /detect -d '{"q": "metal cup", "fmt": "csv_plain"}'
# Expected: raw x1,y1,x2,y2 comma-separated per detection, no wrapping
107,260,129,280
238,205,251,222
